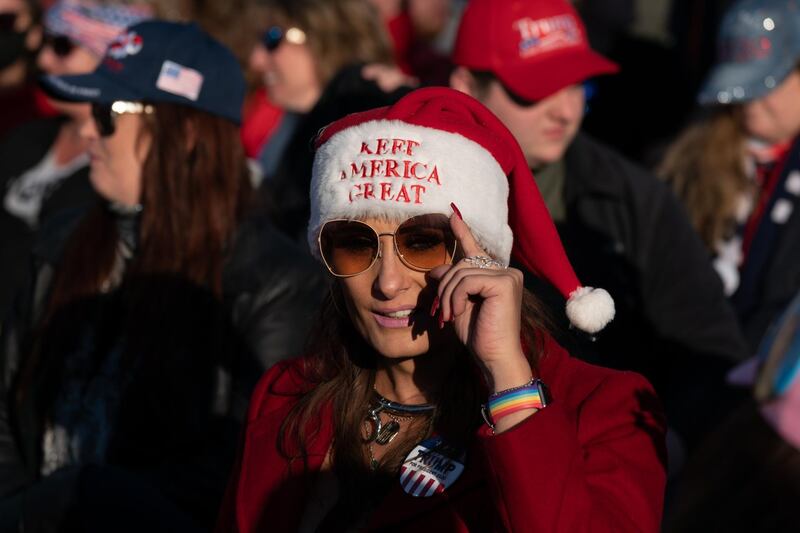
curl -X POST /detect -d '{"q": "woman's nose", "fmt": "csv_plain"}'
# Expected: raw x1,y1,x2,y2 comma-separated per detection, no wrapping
78,112,99,142
37,45,57,73
373,236,410,299
249,43,271,74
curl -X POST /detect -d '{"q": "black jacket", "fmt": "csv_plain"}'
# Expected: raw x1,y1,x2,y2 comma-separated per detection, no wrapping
731,140,800,351
0,207,326,530
538,133,749,447
0,117,96,323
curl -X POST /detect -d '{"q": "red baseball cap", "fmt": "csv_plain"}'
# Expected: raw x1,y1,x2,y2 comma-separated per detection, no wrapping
453,0,619,102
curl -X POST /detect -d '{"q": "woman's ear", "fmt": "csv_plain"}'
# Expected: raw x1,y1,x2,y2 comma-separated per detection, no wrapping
449,67,479,99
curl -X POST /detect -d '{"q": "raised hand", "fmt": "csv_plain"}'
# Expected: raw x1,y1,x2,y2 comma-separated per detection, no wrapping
428,206,533,396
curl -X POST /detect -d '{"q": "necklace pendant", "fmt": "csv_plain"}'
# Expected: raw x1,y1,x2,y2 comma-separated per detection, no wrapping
375,420,400,445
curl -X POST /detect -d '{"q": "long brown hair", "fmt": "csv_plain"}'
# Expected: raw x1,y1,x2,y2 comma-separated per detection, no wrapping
45,103,252,319
258,0,393,88
657,107,751,250
10,103,253,474
279,283,552,521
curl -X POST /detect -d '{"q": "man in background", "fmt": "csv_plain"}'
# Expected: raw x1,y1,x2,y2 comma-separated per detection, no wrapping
450,0,749,456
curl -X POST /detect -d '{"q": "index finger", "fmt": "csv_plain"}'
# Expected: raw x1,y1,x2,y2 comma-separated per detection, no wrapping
450,203,488,259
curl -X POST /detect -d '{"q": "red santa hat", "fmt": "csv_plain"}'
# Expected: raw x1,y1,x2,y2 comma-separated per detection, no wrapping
309,87,614,334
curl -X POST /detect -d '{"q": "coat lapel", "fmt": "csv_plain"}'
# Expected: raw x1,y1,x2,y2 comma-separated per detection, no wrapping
239,400,333,532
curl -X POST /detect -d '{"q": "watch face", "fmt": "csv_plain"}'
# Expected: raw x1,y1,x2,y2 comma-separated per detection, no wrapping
754,292,800,402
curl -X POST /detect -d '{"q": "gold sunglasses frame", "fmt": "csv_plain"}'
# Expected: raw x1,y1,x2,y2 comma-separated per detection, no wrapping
317,215,459,278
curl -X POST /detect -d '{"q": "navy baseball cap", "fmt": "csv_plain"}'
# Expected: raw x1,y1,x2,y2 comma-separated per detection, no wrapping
699,0,800,105
41,20,245,124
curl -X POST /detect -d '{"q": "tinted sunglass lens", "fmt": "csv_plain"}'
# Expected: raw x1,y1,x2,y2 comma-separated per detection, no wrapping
262,26,283,51
51,35,74,57
320,221,379,276
500,81,538,107
91,103,115,137
0,13,17,32
395,214,456,270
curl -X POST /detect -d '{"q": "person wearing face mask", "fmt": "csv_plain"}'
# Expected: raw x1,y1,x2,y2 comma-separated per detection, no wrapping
448,0,749,457
216,87,667,533
0,0,151,325
0,20,324,531
660,0,800,354
0,0,45,140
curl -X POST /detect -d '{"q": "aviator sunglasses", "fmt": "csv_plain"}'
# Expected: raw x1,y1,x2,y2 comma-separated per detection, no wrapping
261,25,306,51
318,214,458,277
91,101,154,137
43,33,77,58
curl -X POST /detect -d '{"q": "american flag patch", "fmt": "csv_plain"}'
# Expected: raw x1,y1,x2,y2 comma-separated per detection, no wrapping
156,60,204,101
400,438,465,498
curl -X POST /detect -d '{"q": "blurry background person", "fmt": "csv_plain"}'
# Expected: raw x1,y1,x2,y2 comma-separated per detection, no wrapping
560,0,742,167
248,0,413,243
150,0,258,68
0,20,322,531
0,0,44,140
369,0,461,87
449,0,749,455
0,0,151,325
665,290,800,532
659,0,800,352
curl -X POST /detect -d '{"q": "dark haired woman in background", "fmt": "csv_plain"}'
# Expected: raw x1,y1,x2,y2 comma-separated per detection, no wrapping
0,20,322,531
0,0,152,325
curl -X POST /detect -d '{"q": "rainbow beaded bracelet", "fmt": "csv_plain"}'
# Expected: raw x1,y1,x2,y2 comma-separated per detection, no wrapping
481,378,549,431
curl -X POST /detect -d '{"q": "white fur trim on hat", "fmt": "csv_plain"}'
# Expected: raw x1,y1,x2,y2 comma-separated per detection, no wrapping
566,287,615,334
309,119,513,263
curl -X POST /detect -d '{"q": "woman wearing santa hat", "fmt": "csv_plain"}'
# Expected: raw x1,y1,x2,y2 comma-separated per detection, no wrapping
217,87,667,532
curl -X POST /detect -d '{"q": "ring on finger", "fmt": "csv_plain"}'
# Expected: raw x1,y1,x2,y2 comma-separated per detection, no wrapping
462,255,506,269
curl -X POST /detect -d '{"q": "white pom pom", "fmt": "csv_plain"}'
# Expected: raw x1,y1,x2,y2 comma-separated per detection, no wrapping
565,287,616,334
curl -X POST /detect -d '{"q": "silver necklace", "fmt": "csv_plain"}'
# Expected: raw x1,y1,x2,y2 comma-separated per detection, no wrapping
364,393,436,471
364,393,436,444
366,411,435,471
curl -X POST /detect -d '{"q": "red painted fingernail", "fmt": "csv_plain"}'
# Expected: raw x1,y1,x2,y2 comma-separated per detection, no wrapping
438,311,445,329
430,295,439,317
450,202,463,220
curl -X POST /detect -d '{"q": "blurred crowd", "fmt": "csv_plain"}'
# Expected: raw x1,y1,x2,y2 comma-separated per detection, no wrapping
0,0,798,531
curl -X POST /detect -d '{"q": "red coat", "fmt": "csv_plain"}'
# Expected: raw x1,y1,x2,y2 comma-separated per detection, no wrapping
216,337,667,532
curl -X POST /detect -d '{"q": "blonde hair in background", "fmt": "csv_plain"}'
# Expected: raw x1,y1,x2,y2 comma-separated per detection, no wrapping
658,107,751,251
146,0,259,70
258,0,394,88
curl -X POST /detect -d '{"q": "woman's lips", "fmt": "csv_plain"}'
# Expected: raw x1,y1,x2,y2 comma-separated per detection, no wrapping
543,127,566,140
372,313,411,328
371,308,416,328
